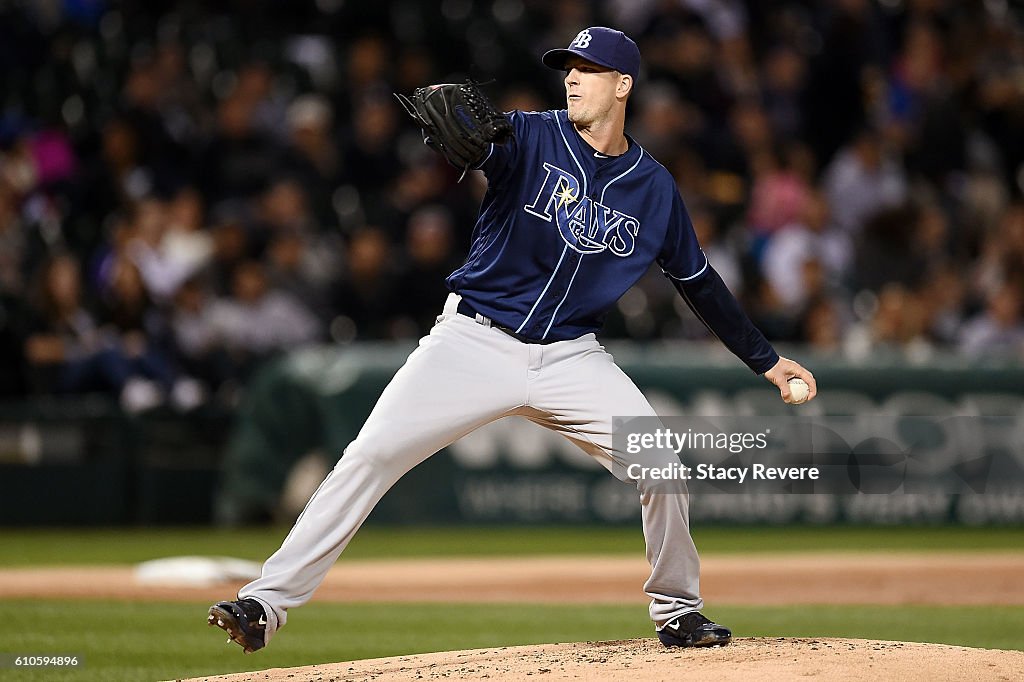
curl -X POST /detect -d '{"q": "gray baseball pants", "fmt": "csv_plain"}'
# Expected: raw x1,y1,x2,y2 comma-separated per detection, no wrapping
240,294,703,642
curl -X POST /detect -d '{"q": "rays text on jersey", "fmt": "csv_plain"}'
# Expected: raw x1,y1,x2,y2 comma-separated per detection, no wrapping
524,162,640,257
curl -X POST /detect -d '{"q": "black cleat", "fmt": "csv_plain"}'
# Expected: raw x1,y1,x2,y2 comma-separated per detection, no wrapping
658,612,732,648
207,598,267,653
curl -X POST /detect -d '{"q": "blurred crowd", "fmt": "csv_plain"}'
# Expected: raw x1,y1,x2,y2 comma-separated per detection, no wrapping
1,0,1023,410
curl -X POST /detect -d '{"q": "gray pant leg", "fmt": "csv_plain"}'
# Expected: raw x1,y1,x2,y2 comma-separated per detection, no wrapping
526,335,703,626
240,311,527,640
640,477,704,625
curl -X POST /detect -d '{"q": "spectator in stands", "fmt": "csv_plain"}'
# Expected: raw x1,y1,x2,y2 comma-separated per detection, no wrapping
692,206,742,295
75,117,153,241
342,88,402,202
973,202,1024,303
0,183,28,298
630,82,694,162
253,179,316,237
854,205,931,294
235,61,291,142
760,45,807,140
959,282,1024,360
207,218,252,296
868,283,931,349
330,227,403,340
96,257,172,372
23,252,167,412
159,186,216,292
150,40,209,145
800,296,845,353
761,190,850,316
198,90,283,205
743,274,799,344
96,255,205,411
917,264,968,346
822,127,907,237
169,276,233,395
265,228,339,326
746,142,814,238
0,0,1022,408
124,194,212,303
209,260,322,374
120,55,190,185
282,95,345,226
387,155,455,230
701,98,775,216
396,205,463,335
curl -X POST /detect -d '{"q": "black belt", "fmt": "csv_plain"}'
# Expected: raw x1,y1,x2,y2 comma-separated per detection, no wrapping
456,300,559,344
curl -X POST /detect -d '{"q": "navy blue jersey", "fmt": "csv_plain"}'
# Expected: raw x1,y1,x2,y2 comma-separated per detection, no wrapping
448,109,707,342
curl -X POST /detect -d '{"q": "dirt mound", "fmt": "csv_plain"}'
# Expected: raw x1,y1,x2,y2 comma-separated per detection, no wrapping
5,552,1024,605
176,638,1024,681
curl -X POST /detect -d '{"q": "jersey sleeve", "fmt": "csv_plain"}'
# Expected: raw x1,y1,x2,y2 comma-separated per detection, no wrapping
656,189,708,281
658,185,778,374
475,110,528,186
669,265,780,374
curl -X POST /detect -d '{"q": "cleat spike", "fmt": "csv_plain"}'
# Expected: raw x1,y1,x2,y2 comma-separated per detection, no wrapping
208,599,267,653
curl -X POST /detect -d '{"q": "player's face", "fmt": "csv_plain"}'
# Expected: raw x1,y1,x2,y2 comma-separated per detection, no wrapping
563,57,622,126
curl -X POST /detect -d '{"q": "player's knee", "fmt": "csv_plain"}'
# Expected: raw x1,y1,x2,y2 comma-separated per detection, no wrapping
624,453,689,496
337,440,409,470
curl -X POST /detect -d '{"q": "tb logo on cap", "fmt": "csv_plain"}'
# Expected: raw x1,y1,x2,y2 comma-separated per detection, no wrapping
570,29,592,49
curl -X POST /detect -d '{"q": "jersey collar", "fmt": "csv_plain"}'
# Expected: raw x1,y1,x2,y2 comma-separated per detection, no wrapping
559,110,641,171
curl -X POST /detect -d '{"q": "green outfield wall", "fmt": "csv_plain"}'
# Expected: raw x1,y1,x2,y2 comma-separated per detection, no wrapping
2,343,1023,525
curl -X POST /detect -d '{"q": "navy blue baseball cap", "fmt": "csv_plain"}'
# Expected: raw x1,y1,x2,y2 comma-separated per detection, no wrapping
542,27,641,81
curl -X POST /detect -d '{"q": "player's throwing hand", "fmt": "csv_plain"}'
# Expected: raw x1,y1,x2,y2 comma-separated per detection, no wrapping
763,357,817,404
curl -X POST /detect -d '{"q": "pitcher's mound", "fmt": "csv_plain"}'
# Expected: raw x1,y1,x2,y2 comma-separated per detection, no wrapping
181,637,1023,681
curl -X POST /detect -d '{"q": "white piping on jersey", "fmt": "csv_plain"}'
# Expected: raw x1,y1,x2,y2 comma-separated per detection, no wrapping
540,147,646,340
479,216,517,276
555,115,588,194
638,139,709,284
599,147,644,203
665,252,709,281
543,253,583,339
518,114,589,335
453,199,515,288
668,252,725,351
517,244,569,334
473,143,495,169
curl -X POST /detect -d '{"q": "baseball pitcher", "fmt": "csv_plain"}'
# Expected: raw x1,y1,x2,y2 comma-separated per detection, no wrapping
208,26,816,654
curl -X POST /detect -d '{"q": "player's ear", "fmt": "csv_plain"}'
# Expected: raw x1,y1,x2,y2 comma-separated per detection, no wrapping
617,74,633,99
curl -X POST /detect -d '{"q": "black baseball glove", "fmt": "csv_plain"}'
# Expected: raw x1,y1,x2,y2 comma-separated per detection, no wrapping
395,81,513,178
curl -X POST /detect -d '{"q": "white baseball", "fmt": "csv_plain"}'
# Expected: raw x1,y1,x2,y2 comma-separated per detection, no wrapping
787,377,809,404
